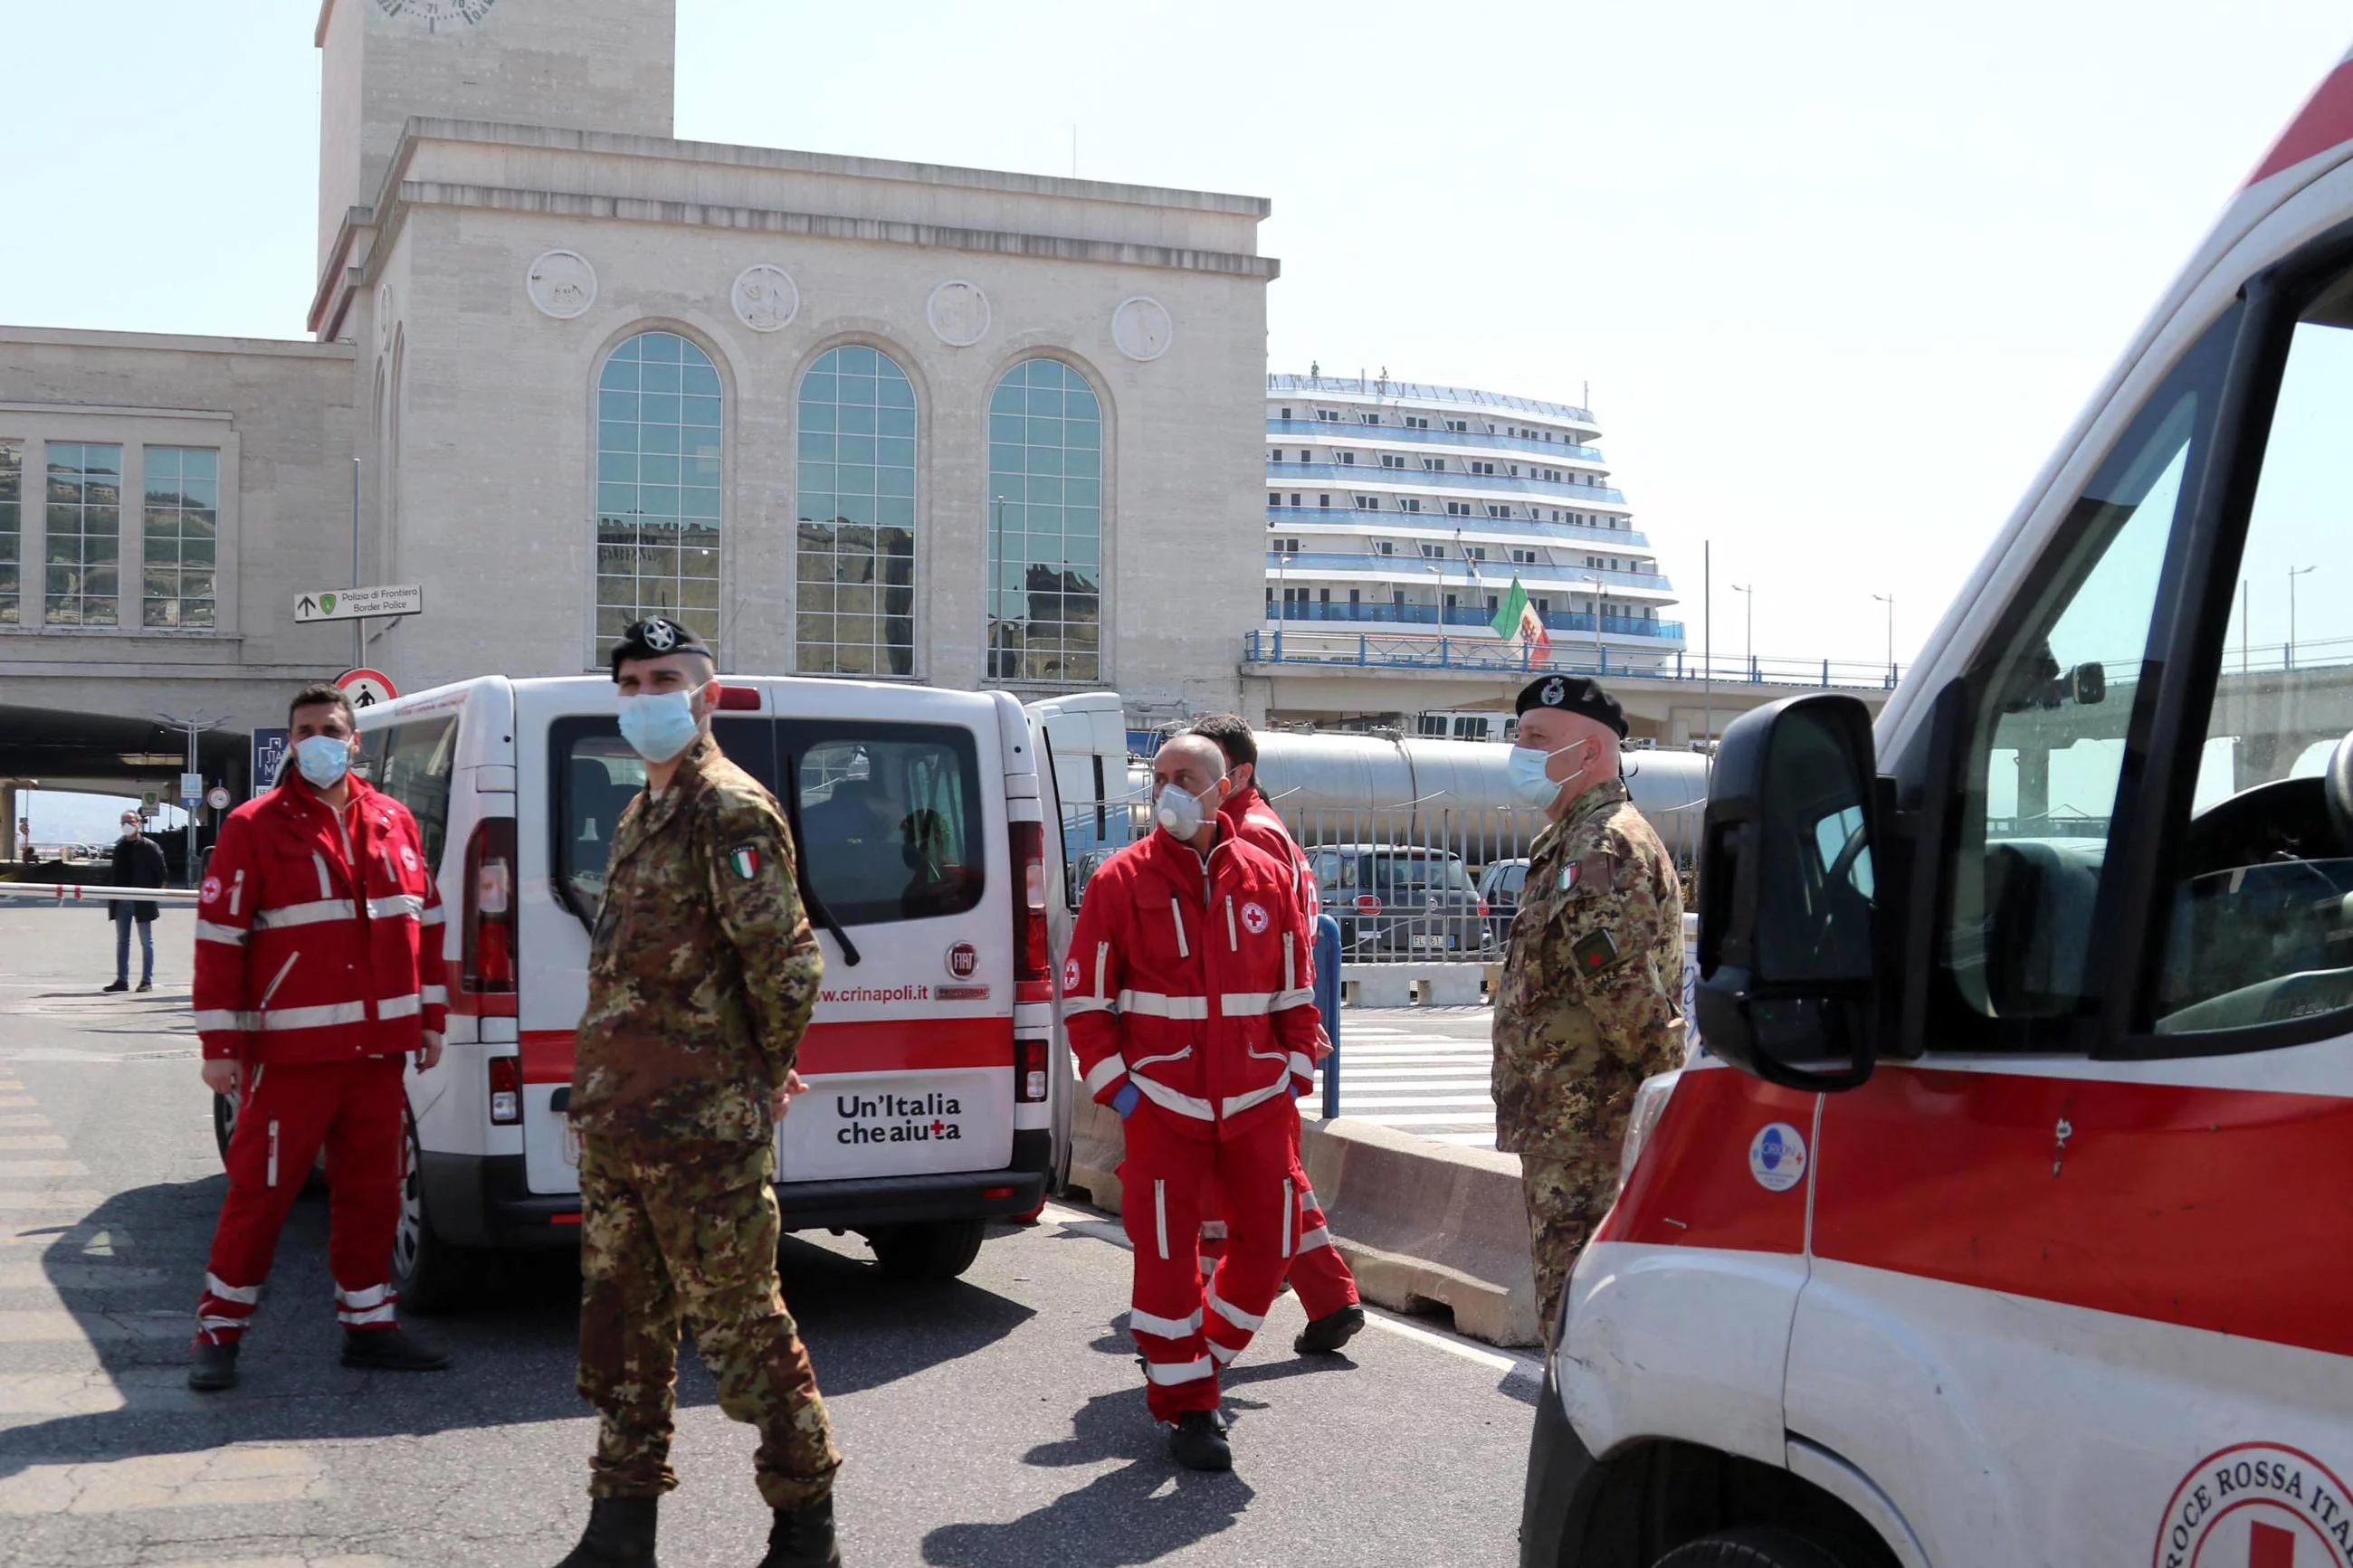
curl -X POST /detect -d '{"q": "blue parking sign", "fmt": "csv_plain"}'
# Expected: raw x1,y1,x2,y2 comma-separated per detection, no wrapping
252,727,289,795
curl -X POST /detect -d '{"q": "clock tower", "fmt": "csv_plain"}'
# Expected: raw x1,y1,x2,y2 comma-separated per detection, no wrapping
314,0,677,270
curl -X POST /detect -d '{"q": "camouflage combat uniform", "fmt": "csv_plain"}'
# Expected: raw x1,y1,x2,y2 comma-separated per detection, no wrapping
570,731,841,1509
1492,776,1685,1347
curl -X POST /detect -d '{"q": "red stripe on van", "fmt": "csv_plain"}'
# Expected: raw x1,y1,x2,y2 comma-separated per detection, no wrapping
2250,56,2353,185
1592,1068,1815,1256
517,1016,1014,1085
1814,1065,2353,1359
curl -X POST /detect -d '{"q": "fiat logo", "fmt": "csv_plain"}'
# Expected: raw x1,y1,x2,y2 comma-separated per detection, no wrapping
946,942,979,980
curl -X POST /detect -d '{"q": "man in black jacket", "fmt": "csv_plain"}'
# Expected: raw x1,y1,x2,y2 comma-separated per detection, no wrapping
105,811,167,993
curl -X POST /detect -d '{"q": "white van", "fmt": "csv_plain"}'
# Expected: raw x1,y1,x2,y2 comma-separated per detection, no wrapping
1524,45,2353,1568
341,675,1075,1308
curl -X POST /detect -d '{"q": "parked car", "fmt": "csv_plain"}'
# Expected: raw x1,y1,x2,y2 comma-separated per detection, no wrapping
1476,858,1529,949
1308,844,1491,958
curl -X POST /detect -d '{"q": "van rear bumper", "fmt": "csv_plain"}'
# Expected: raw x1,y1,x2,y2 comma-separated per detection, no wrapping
422,1128,1053,1248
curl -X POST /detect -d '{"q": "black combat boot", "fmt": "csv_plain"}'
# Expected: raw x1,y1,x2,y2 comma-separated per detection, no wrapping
1167,1409,1233,1471
553,1497,661,1568
339,1326,452,1371
1293,1303,1367,1355
186,1339,240,1392
757,1493,842,1567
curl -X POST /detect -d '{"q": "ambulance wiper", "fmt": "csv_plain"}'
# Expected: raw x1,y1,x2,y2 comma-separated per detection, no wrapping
800,877,862,968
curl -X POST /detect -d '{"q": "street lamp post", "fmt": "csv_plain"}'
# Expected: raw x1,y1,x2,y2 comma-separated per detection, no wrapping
1872,593,1896,687
1730,583,1753,680
152,709,225,888
2290,564,2317,670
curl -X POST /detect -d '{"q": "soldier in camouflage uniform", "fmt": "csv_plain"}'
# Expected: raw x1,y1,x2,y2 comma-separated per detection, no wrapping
554,618,843,1568
1491,674,1685,1350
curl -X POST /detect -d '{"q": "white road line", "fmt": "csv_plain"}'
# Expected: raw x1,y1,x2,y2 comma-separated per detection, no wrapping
0,1160,88,1178
0,1114,53,1128
0,1136,68,1150
0,1192,105,1211
0,1446,329,1516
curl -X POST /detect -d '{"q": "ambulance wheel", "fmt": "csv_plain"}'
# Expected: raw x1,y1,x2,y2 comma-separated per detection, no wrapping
392,1111,481,1316
1651,1527,1854,1568
864,1219,986,1281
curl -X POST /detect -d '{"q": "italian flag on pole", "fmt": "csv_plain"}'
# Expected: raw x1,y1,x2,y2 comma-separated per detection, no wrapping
1491,575,1551,660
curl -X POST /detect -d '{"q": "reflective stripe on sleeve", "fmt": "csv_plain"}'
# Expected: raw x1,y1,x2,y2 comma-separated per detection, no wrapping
252,898,358,931
1272,987,1316,1012
1288,1051,1316,1080
260,1001,369,1031
1130,1307,1202,1340
366,894,423,919
1082,1056,1127,1096
1143,1356,1215,1386
1063,995,1118,1015
377,994,422,1020
195,921,247,946
419,984,448,1006
1217,992,1277,1016
419,906,447,927
195,1009,258,1032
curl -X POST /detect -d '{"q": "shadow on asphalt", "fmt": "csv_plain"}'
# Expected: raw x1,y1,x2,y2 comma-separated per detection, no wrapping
921,1383,1257,1566
0,1178,1035,1481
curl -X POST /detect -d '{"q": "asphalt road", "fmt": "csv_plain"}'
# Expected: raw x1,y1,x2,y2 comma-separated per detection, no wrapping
0,910,1540,1568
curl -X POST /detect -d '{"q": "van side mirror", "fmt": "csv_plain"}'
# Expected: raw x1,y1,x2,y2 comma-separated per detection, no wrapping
1697,694,1881,1091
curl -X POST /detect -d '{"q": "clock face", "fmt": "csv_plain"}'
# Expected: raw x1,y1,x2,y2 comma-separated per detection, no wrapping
374,0,499,29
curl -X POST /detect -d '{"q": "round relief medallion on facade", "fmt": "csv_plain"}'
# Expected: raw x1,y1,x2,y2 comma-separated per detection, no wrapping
527,250,597,319
1112,296,1173,362
376,284,395,351
731,265,800,333
927,280,992,347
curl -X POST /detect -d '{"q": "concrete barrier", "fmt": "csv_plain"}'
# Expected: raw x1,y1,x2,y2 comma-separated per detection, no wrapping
1060,1095,1538,1348
1338,962,1488,1009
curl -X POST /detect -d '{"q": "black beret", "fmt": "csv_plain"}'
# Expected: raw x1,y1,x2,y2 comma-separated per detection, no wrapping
1514,673,1628,736
608,616,712,677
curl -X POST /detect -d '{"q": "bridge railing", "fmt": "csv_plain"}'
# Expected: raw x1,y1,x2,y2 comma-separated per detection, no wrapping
1244,628,1900,689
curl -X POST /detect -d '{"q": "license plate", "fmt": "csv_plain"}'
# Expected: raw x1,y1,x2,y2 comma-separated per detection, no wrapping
1412,933,1443,947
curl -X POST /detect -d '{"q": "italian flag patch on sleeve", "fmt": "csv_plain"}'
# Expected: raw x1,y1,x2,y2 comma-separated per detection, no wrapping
729,846,762,879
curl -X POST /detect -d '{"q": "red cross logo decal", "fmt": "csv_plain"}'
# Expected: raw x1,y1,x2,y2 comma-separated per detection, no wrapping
2252,1521,2296,1568
930,1119,947,1136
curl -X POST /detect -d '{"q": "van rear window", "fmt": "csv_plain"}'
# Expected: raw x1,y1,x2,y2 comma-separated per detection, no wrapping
365,717,459,871
553,717,983,929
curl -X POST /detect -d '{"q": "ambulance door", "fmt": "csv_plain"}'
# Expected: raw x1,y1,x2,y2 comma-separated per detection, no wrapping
776,713,1015,1183
1787,235,2353,1565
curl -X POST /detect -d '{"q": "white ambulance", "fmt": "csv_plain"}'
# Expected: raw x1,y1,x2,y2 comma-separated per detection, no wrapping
1525,44,2353,1568
334,674,1086,1309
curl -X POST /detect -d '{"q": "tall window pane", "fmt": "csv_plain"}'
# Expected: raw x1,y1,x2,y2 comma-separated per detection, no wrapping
595,331,723,656
142,446,219,630
45,442,121,628
986,359,1100,682
795,345,916,676
0,443,20,626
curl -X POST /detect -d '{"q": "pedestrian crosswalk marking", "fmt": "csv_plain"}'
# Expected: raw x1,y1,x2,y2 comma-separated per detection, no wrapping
0,1159,89,1177
0,1113,52,1127
0,1192,106,1211
0,1136,68,1150
0,1446,329,1516
0,1096,34,1107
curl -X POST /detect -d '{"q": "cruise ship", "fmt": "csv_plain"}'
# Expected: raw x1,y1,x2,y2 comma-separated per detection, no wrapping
1262,372,1684,686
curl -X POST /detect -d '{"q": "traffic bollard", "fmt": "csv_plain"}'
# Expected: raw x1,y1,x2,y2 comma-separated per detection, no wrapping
1315,913,1341,1121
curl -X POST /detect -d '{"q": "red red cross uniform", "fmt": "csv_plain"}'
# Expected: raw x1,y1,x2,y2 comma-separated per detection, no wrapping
1195,788,1360,1316
1064,827,1322,1420
189,773,447,1345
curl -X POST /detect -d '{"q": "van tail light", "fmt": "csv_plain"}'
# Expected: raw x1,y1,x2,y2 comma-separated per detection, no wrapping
1012,820,1051,1003
488,1054,521,1126
1354,893,1382,915
1476,898,1490,917
713,683,760,710
462,818,518,994
1617,1070,1681,1195
1015,1036,1048,1103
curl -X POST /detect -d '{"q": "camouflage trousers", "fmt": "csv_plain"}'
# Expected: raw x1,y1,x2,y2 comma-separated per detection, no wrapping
1520,1154,1611,1352
576,1134,841,1509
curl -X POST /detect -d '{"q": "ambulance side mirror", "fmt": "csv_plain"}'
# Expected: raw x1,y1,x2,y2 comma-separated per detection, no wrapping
1697,694,1881,1091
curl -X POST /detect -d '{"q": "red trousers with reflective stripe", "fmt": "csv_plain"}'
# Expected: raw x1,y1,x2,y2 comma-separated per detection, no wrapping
1119,1102,1298,1420
196,1056,405,1345
1199,1130,1359,1316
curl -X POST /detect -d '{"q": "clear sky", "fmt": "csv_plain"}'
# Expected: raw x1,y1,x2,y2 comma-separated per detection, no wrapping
0,0,2347,676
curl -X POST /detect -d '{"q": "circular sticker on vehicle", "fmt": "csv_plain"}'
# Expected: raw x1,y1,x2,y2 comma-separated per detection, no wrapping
2155,1444,2353,1567
1748,1122,1808,1193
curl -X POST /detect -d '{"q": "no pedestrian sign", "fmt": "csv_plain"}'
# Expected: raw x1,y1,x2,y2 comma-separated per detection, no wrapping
294,584,424,623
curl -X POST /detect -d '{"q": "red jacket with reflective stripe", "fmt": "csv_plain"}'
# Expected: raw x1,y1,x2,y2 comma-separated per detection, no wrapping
193,774,449,1065
1063,826,1319,1142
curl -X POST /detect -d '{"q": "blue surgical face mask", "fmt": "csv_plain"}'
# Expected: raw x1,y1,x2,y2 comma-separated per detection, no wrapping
615,683,706,765
295,734,353,789
1508,737,1588,808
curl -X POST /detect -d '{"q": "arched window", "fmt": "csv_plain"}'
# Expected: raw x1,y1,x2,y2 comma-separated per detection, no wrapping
795,345,917,676
986,359,1101,682
595,331,723,656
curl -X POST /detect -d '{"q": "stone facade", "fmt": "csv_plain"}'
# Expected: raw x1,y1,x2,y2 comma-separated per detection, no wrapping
2,0,1275,785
